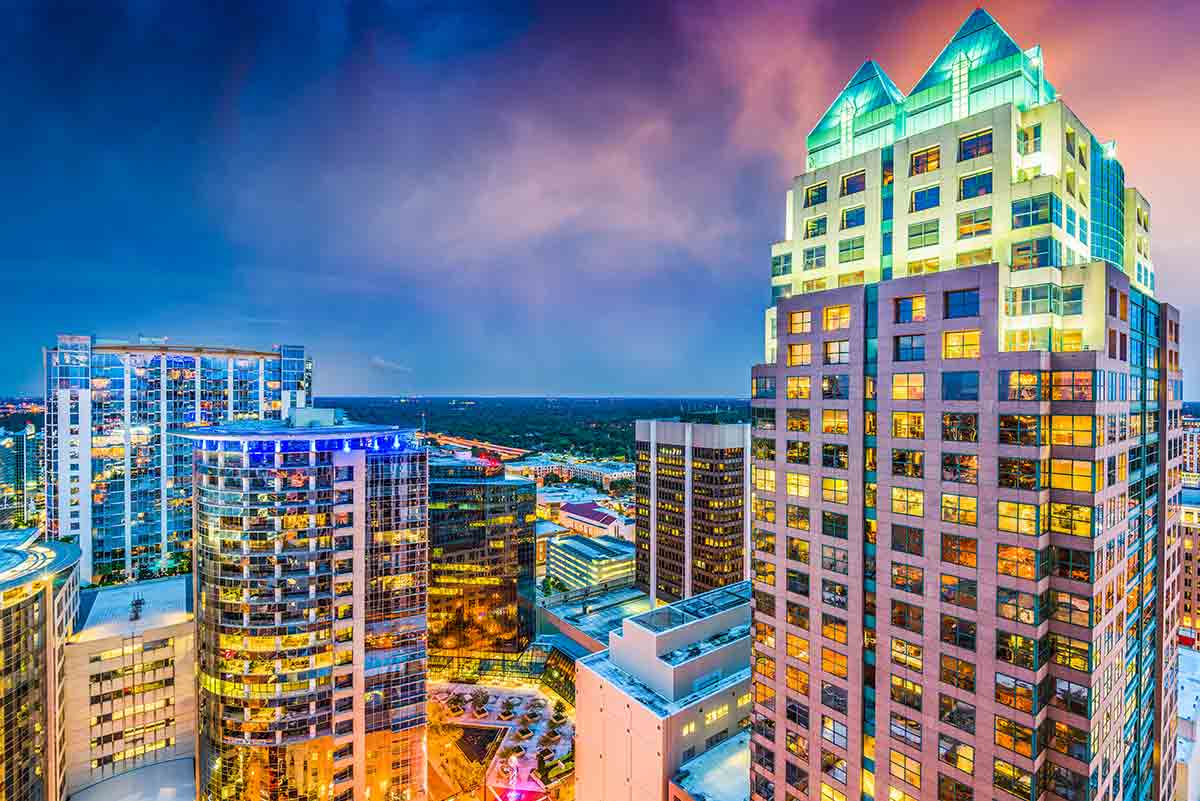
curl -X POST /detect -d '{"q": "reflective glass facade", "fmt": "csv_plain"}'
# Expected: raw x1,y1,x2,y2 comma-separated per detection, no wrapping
43,335,309,584
427,457,535,678
189,421,427,801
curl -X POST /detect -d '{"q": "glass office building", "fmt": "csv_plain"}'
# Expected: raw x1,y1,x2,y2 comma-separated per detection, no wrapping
427,455,535,678
43,335,310,584
750,11,1183,801
184,410,428,801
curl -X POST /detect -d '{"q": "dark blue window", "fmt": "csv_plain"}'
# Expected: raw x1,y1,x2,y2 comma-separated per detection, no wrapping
841,206,866,229
895,335,926,362
1012,193,1062,228
911,186,940,212
960,171,993,199
942,371,980,401
1011,238,1061,270
945,289,980,318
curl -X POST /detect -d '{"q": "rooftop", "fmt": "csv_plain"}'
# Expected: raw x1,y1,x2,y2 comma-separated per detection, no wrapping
0,527,80,595
74,575,192,643
535,520,569,537
550,535,635,562
540,585,652,646
1182,488,1200,509
672,729,751,801
579,649,750,718
630,581,752,634
174,416,412,441
559,501,619,527
69,756,195,801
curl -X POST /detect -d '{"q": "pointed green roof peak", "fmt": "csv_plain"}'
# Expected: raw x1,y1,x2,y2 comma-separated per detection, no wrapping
808,59,905,139
910,7,1023,95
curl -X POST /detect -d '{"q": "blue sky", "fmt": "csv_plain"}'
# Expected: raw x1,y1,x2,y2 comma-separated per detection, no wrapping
5,0,1200,396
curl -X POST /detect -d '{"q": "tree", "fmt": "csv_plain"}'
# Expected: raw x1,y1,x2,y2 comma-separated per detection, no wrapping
541,472,563,486
608,478,634,496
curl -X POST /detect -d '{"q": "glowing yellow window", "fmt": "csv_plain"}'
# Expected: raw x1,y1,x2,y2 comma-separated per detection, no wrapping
890,487,924,517
790,310,812,334
822,305,851,331
943,330,981,359
787,376,811,399
822,410,849,435
788,343,812,366
892,373,925,400
786,472,811,498
752,467,776,493
822,477,848,505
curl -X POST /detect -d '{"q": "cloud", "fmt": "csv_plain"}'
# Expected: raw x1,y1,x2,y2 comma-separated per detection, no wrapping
369,356,413,374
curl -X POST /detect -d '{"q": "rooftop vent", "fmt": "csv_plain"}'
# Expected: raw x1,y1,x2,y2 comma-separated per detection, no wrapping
130,593,145,621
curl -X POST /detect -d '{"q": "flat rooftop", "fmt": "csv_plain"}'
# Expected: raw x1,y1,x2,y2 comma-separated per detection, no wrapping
579,648,750,718
0,528,80,594
630,581,752,633
175,418,409,440
70,757,194,801
551,534,635,561
541,585,652,645
74,575,192,643
673,729,751,801
1180,647,1200,725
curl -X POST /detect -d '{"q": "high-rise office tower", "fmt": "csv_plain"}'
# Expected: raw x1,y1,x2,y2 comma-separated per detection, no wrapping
427,455,536,676
635,419,751,605
1181,414,1200,486
43,335,310,584
0,424,39,527
182,409,428,801
0,527,81,801
749,11,1183,801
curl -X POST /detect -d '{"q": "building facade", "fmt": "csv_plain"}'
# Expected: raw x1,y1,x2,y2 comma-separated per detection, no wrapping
635,420,751,605
427,455,536,677
749,11,1183,801
63,575,196,797
1182,415,1200,487
0,527,82,801
0,424,40,527
574,581,752,801
546,534,636,591
559,500,633,540
183,410,428,801
1181,489,1200,645
43,334,310,584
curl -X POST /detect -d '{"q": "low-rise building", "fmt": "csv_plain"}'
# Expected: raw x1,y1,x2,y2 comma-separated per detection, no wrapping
558,500,633,540
574,581,752,801
538,584,653,653
547,534,636,591
1177,647,1200,801
536,519,569,569
669,728,751,801
63,575,195,798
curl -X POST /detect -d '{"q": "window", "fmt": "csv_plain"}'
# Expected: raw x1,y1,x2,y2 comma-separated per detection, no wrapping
998,501,1042,536
1062,285,1083,315
938,774,972,801
787,441,811,465
821,443,848,469
752,466,776,492
944,289,979,318
999,370,1044,401
940,493,977,526
1011,237,1060,270
997,588,1040,625
959,171,992,199
790,310,812,333
942,330,980,359
752,407,777,431
956,247,991,267
787,409,810,432
1016,124,1040,155
890,675,923,712
998,545,1042,580
895,335,925,361
822,374,850,399
997,457,1039,491
940,614,976,650
822,478,848,505
892,449,925,478
891,563,924,596
908,220,939,249
892,525,923,556
822,305,851,331
840,206,865,230
822,410,848,435
956,207,992,239
821,546,848,576
838,237,864,263
938,695,975,734
1048,503,1091,537
1050,459,1093,491
1050,371,1093,401
890,710,922,746
820,647,848,677
803,246,826,271
1050,590,1090,627
891,487,924,517
959,129,992,160
940,453,977,484
822,512,848,540
892,373,925,400
890,749,922,788
824,340,849,365
940,575,977,611
752,376,776,399
821,715,848,748
938,735,975,776
840,171,865,196
942,371,979,401
891,412,924,439
994,758,1034,801
998,414,1042,446
891,600,923,634
772,253,792,277
907,257,939,275
786,376,811,399
911,185,940,212
787,343,812,366
910,145,940,175
941,413,977,442
941,534,976,568
996,632,1042,670
895,295,927,323
1005,283,1057,315
786,472,810,498
994,716,1035,759
804,182,827,207
1012,193,1061,228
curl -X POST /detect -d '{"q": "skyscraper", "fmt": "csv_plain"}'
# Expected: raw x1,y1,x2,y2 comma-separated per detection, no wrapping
635,419,751,605
0,424,39,527
749,11,1182,801
426,454,536,677
182,409,428,801
43,335,310,584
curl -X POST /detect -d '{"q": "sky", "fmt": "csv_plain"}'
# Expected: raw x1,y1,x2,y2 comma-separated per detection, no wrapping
5,0,1200,397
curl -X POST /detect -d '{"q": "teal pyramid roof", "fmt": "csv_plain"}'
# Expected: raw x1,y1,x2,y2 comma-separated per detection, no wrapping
910,8,1022,95
808,59,905,139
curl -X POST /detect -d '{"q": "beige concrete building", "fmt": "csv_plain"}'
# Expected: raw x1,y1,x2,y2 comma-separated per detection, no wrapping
63,575,195,798
574,581,752,801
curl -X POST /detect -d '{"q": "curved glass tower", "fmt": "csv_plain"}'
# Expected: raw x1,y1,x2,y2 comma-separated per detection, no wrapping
183,411,428,801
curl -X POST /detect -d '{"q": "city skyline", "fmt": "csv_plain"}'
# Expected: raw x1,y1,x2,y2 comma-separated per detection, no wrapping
6,0,1200,397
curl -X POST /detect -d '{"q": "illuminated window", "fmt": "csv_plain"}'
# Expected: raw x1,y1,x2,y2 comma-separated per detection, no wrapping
998,501,1042,536
895,296,926,323
892,373,925,400
891,412,924,439
824,340,850,365
752,466,775,492
822,410,849,435
786,472,811,498
822,477,848,505
942,330,981,359
940,493,977,526
790,311,812,334
910,145,940,176
681,721,695,736
704,704,729,726
889,749,922,788
821,647,848,678
891,487,924,517
787,343,812,366
823,305,851,331
956,247,992,267
786,376,811,399
956,207,992,239
890,638,923,671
